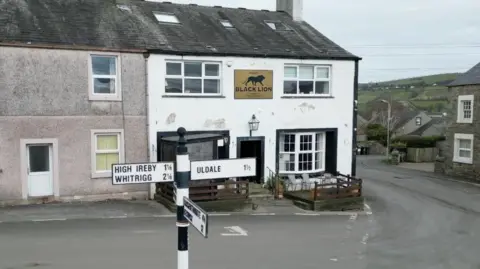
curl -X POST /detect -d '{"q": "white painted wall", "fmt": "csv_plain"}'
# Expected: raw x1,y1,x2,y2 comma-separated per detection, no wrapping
147,55,355,189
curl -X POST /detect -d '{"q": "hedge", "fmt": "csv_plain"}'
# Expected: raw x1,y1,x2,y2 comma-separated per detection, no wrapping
391,135,445,148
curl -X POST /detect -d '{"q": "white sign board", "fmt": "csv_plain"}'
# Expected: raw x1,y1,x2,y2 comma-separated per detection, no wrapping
112,162,174,185
183,197,208,238
190,158,256,180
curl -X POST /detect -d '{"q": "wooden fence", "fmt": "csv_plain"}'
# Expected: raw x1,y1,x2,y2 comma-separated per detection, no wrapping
157,180,250,202
310,174,362,201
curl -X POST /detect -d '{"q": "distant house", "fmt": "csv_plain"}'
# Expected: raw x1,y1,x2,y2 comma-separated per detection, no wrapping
393,111,433,137
436,62,480,181
407,117,446,137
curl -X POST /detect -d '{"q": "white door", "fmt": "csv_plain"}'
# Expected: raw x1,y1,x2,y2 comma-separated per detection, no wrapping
27,144,54,197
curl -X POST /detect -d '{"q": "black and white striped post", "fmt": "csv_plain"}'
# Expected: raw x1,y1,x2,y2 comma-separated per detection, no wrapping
175,127,190,269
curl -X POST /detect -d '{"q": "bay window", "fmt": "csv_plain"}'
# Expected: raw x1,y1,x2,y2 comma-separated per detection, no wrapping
279,132,326,173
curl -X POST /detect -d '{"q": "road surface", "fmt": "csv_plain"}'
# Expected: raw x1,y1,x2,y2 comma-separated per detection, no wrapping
1,157,479,269
0,215,368,269
359,156,480,269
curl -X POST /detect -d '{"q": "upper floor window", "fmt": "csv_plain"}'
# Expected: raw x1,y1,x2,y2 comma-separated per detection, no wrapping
283,65,331,96
415,117,422,126
89,54,121,101
457,95,474,123
165,61,221,95
279,132,325,174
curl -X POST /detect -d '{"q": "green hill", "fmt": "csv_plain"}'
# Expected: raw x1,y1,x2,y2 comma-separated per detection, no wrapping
358,73,459,114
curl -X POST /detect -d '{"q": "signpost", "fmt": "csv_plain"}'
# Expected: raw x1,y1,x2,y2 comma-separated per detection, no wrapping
111,127,258,269
190,158,256,180
183,197,209,238
111,162,174,185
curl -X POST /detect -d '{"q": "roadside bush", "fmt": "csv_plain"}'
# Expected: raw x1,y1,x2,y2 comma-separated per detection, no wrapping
392,135,445,148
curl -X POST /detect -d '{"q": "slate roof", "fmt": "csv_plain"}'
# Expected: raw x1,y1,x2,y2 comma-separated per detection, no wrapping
0,0,359,60
408,118,444,136
449,62,480,86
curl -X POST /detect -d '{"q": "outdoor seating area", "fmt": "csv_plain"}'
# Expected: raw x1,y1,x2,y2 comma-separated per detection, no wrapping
283,173,350,191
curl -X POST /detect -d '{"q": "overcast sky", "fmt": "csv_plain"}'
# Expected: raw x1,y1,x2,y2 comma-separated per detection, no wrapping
165,0,480,82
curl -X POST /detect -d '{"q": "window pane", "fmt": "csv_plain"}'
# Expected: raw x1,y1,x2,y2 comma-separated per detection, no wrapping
184,62,202,77
205,64,219,76
459,139,471,149
459,149,471,158
97,135,118,150
96,153,119,171
316,67,329,79
315,133,323,150
299,66,314,79
204,79,220,93
281,134,295,152
29,145,50,172
166,62,182,75
299,81,314,94
284,66,297,78
298,153,313,171
280,153,295,171
315,81,329,94
92,56,116,75
94,78,116,94
315,152,323,170
165,78,182,93
283,81,297,94
185,79,202,93
300,134,312,151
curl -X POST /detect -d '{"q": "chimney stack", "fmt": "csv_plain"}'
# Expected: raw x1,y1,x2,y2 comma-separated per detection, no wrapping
276,0,303,21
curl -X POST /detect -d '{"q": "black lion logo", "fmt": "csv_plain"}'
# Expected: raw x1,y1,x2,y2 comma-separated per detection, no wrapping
243,75,265,86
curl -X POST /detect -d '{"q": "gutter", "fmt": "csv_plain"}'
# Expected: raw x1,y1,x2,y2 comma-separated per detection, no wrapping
0,42,147,53
146,48,362,61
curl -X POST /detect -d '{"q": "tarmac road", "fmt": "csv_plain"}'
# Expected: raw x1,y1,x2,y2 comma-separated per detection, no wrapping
0,215,368,269
358,156,480,269
1,156,480,269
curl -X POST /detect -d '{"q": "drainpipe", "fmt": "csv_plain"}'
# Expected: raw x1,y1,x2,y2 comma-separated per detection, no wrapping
143,52,153,199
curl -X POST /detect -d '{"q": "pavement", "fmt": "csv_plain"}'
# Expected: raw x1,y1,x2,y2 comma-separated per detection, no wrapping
1,156,480,268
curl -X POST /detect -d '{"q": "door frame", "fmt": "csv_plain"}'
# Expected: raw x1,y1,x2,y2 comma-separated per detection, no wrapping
20,138,60,200
236,136,265,183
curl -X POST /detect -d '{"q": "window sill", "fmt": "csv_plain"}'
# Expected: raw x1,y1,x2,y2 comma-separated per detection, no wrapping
453,157,473,164
162,95,226,99
281,95,333,99
456,119,473,124
89,95,122,102
91,171,112,179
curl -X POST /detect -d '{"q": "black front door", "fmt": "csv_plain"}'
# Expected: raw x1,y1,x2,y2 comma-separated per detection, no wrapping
237,137,264,184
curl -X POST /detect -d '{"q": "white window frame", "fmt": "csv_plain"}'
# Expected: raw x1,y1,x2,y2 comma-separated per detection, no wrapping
415,117,422,126
457,95,474,123
283,65,332,97
91,129,125,178
164,61,222,96
453,133,474,164
153,12,180,24
279,132,326,174
88,52,122,101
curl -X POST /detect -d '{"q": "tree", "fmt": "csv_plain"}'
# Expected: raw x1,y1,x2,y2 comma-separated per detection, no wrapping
376,110,400,134
366,123,387,144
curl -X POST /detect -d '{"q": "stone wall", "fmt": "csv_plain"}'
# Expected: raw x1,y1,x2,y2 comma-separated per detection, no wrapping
438,85,480,182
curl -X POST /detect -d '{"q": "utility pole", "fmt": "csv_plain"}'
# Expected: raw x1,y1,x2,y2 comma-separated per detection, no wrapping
381,99,391,158
175,127,190,269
